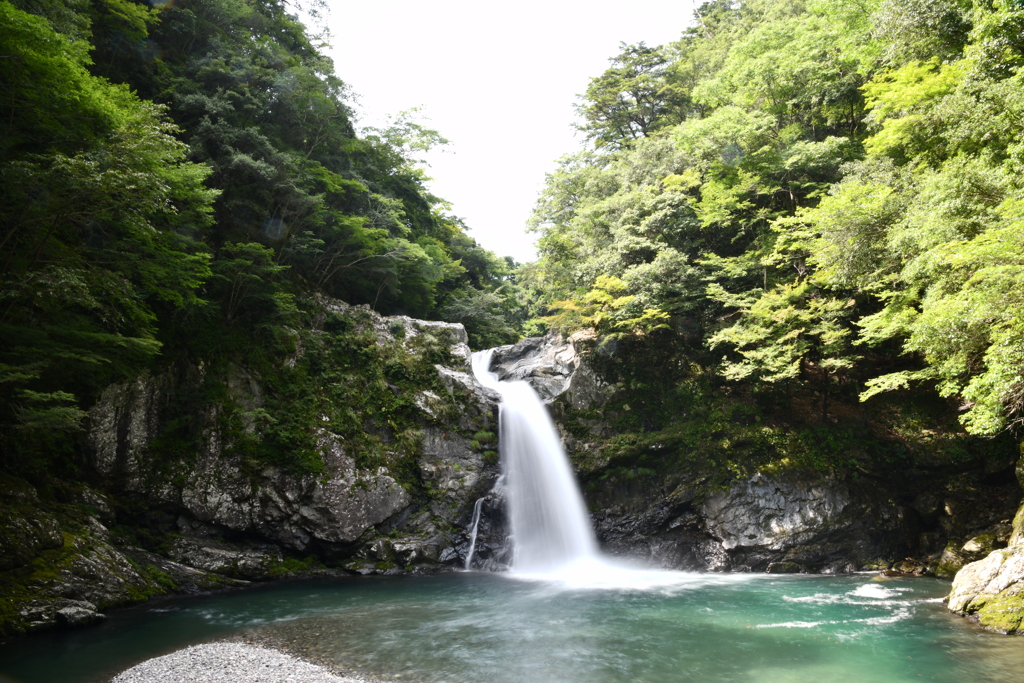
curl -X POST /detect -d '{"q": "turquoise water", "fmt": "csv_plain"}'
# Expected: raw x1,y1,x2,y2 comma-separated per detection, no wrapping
1,572,1022,683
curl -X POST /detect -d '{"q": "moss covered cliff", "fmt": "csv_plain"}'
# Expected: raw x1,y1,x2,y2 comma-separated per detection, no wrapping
946,447,1024,634
1,297,499,638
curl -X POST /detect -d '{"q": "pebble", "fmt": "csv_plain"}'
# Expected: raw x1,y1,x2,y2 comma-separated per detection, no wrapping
110,642,385,683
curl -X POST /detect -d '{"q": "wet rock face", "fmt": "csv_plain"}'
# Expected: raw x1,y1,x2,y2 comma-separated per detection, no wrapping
84,297,500,581
489,334,580,402
452,482,511,572
594,501,725,571
705,474,916,572
175,432,413,554
703,474,852,551
591,471,917,573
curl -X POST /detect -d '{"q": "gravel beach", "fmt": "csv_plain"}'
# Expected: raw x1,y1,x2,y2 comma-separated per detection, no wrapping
109,642,385,683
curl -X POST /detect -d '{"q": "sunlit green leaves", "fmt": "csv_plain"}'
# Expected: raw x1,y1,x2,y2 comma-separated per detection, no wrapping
709,280,858,385
0,1,127,157
530,0,1024,434
577,43,692,149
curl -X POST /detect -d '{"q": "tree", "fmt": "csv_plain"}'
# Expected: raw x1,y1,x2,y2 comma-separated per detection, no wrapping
0,1,217,471
577,43,693,149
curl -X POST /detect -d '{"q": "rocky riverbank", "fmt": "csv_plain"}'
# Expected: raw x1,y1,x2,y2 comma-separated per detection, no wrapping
945,456,1024,634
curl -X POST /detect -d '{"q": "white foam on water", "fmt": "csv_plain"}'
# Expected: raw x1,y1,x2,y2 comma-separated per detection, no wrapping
756,605,913,630
756,620,832,629
849,583,909,599
854,608,912,626
506,555,758,592
784,593,847,604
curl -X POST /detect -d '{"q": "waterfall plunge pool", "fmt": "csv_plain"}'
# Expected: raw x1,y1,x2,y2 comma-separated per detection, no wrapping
5,353,1021,681
2,571,1022,683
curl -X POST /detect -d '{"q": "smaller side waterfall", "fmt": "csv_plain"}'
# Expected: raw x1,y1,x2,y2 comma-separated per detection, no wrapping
472,350,598,574
463,497,486,570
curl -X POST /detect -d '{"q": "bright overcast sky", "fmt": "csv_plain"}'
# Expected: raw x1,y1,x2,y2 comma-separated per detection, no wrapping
320,1,700,263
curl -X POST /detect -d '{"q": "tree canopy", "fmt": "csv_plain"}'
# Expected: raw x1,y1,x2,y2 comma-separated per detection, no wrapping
528,0,1024,435
0,0,523,473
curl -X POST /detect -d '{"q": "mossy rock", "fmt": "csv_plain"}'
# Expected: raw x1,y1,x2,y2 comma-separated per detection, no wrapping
1011,503,1024,546
0,504,64,572
935,541,967,579
970,594,1024,634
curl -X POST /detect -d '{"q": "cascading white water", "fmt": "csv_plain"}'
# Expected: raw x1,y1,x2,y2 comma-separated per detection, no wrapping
463,496,486,570
471,349,599,574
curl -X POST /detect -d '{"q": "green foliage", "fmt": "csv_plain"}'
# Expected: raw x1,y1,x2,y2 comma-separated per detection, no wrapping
1,0,527,477
531,0,1024,436
1,1,124,157
144,303,464,479
709,281,858,388
207,242,298,328
438,287,520,350
577,42,694,149
0,1,217,474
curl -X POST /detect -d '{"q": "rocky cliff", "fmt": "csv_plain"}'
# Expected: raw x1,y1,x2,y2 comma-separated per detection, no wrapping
1,297,501,637
5,326,1021,639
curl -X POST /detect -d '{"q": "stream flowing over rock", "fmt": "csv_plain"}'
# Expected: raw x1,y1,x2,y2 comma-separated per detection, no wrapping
502,334,1021,578
488,333,581,402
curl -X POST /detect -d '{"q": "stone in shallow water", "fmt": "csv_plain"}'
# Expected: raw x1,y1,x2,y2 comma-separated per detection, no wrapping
55,604,105,627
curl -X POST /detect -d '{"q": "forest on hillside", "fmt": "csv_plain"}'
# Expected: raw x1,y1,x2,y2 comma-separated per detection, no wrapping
0,0,527,476
2,0,1023,482
525,0,1024,445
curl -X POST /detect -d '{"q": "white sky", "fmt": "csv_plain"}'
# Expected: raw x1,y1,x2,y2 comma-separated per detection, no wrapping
321,1,699,263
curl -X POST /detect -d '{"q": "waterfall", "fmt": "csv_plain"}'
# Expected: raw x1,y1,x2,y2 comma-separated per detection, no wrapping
469,348,701,589
463,496,486,570
471,349,598,574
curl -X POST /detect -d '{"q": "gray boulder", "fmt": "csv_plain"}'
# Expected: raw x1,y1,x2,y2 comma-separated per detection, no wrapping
489,333,580,402
946,455,1024,634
